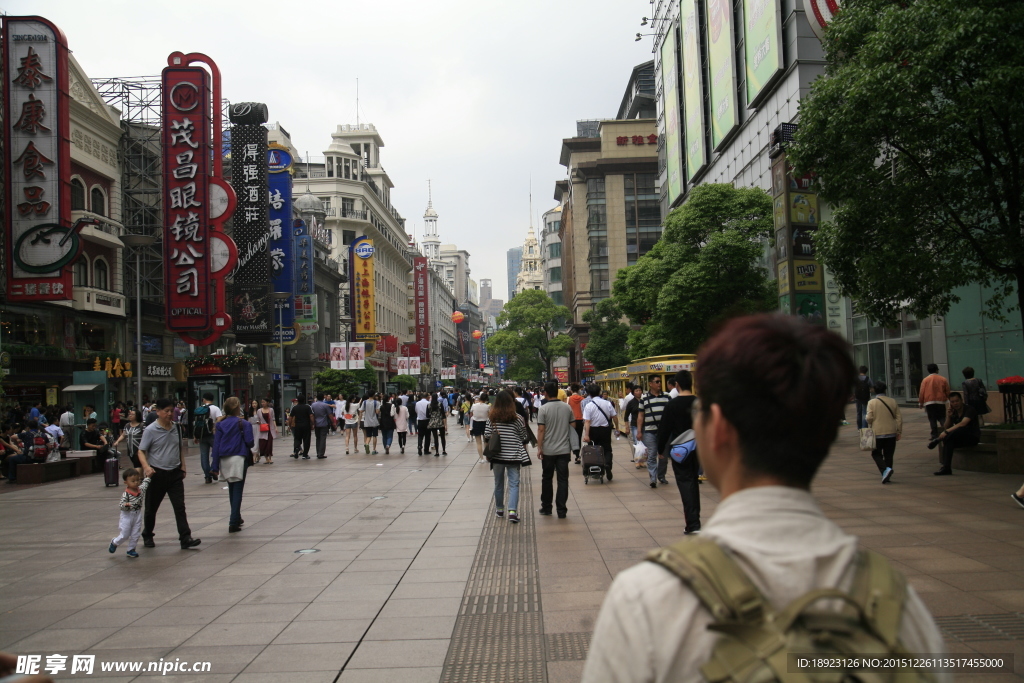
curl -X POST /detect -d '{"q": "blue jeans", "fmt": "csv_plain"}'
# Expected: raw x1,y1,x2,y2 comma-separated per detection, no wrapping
6,452,32,482
381,429,394,448
493,463,521,512
630,425,638,446
856,401,868,429
227,463,247,527
199,437,213,478
644,432,666,483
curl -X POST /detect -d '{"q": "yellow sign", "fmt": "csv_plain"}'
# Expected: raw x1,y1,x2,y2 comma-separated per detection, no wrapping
793,259,823,291
352,238,376,339
790,193,818,224
773,196,787,230
93,356,132,378
777,263,790,295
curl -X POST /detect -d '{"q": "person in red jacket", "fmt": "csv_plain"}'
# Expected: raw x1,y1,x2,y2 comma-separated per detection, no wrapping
918,364,950,440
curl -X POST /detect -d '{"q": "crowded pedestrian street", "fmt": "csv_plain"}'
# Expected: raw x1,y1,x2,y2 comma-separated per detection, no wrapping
2,406,1023,682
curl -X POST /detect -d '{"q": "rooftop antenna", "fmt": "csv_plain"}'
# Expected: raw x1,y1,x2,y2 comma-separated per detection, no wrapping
305,151,310,192
356,78,359,126
529,174,533,228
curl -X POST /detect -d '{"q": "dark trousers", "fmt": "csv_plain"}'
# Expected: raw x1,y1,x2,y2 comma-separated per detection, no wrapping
314,427,329,457
292,427,311,456
227,462,247,527
871,436,897,473
940,430,979,469
540,453,570,514
573,420,583,456
430,429,446,453
925,404,946,439
398,432,407,449
856,400,869,429
671,453,701,533
6,452,32,482
417,420,430,453
142,467,192,543
590,425,613,471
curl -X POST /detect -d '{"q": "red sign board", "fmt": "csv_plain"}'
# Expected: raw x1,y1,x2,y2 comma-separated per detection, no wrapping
3,17,76,301
413,257,430,362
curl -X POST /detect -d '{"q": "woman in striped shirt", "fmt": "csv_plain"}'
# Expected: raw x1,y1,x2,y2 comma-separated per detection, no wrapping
484,391,532,524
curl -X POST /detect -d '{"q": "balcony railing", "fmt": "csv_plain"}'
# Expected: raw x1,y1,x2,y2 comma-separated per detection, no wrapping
339,209,368,220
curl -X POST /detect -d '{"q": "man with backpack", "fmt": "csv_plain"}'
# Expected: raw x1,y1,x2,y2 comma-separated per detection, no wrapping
583,314,946,683
6,419,55,484
192,393,221,484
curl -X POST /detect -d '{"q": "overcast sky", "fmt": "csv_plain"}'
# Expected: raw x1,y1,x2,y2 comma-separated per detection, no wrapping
8,0,654,301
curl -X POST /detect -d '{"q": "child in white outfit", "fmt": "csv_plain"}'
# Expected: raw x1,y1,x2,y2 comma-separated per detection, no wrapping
108,468,150,558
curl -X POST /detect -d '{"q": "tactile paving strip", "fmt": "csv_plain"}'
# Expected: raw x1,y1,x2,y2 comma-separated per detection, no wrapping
935,613,1024,642
546,632,591,661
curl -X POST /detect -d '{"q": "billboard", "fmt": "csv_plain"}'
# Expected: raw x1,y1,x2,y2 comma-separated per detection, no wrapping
660,28,683,206
743,0,784,106
413,256,430,362
681,0,707,181
330,341,346,370
705,0,738,149
4,17,75,301
267,143,295,343
347,342,365,370
351,236,377,341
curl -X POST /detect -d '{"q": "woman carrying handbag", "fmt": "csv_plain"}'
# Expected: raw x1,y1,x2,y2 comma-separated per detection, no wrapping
210,397,254,533
866,381,902,484
484,390,532,524
256,398,277,464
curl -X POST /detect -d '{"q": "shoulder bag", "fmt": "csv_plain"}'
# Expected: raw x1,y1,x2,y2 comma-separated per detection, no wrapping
482,422,502,459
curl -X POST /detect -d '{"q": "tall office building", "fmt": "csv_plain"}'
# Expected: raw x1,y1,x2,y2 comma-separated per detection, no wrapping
506,247,523,301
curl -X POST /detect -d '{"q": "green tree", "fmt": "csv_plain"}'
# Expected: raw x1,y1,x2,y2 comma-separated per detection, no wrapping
392,374,418,392
788,0,1024,327
581,298,632,371
485,289,573,381
613,183,775,356
312,363,377,398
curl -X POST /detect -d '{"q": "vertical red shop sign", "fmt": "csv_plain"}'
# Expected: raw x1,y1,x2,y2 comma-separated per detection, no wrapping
414,257,430,362
3,17,76,301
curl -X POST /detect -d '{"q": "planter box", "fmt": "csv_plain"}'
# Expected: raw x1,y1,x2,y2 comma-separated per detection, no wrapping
954,429,1024,474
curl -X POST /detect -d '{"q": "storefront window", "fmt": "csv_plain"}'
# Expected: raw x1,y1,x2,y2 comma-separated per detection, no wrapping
852,316,868,344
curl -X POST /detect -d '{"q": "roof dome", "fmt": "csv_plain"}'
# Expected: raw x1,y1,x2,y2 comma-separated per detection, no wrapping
324,137,358,157
294,191,324,213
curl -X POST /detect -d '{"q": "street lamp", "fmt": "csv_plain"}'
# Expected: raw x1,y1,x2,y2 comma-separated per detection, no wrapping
121,233,157,412
273,292,291,411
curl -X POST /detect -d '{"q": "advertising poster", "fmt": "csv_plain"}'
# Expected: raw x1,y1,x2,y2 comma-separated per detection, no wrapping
777,262,790,295
409,356,421,376
742,0,784,105
293,218,313,295
793,259,823,291
681,0,707,180
705,0,738,148
351,236,377,341
347,342,365,370
267,143,295,342
773,195,787,230
792,227,816,258
790,192,818,224
330,342,346,370
413,257,431,361
775,229,788,261
397,357,410,373
795,292,824,324
660,29,683,205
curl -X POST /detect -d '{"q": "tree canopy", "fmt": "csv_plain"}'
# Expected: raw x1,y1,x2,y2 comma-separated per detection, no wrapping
485,289,573,381
612,183,775,357
788,0,1024,327
581,298,631,371
312,363,377,399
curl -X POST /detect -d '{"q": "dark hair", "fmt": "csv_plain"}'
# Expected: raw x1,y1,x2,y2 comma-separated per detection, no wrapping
544,381,558,397
202,392,214,401
489,390,518,423
123,467,141,482
296,394,307,404
586,384,600,397
950,391,964,403
316,392,325,401
873,381,887,394
962,366,975,379
858,366,868,374
155,398,173,411
429,394,439,411
648,374,662,383
570,383,580,392
694,314,855,488
927,363,939,374
26,419,38,430
674,370,693,392
87,418,97,426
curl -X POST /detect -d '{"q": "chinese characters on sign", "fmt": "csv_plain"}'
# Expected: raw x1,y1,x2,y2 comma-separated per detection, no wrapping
92,356,133,379
351,236,378,341
4,18,76,301
413,257,430,362
267,143,295,343
293,219,313,295
615,134,659,146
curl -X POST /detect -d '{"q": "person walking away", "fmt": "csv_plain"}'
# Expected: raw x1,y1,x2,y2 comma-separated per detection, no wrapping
392,397,410,454
58,405,75,450
210,397,255,533
324,394,337,435
255,398,277,464
568,384,584,464
637,375,671,487
283,397,297,436
427,394,448,456
854,366,873,429
310,393,333,459
485,390,532,523
918,364,950,440
379,397,397,454
866,381,902,484
934,392,981,476
108,468,151,558
656,370,701,534
537,382,575,519
110,402,123,440
192,393,221,483
361,394,381,454
582,384,618,481
415,393,431,455
113,409,145,469
470,394,491,462
582,314,947,683
138,398,200,550
289,395,313,459
961,366,991,427
341,395,360,454
461,395,472,441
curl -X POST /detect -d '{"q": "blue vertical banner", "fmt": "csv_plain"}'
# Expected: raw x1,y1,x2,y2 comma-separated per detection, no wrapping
267,143,294,342
293,219,313,296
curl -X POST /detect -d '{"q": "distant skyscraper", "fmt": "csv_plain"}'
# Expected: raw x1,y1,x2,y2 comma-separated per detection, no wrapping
506,246,523,300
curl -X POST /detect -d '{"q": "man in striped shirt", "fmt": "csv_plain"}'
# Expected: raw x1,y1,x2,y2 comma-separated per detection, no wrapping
637,375,671,488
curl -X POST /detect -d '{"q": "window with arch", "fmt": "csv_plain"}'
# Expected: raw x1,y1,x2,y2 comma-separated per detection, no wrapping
73,257,89,287
71,178,86,211
90,187,105,216
94,258,108,291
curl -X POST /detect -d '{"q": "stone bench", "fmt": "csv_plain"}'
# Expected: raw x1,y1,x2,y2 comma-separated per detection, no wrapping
15,459,79,484
65,450,100,475
952,429,1024,474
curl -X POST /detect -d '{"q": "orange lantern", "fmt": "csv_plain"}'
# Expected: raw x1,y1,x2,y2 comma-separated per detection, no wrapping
472,330,484,339
451,311,465,324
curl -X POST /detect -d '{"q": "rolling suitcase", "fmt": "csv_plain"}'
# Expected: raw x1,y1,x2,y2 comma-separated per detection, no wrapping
581,443,605,484
103,450,119,487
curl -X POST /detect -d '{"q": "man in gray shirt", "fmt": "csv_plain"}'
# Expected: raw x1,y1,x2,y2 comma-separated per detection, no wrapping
537,382,576,519
310,393,333,459
138,398,200,549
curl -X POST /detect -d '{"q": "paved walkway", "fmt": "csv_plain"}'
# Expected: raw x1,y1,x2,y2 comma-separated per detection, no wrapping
2,407,1024,682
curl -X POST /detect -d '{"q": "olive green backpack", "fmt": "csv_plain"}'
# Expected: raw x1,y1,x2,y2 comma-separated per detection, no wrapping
646,539,936,683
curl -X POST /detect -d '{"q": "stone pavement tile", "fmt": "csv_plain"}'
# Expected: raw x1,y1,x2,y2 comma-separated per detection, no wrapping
94,625,204,649
365,614,458,640
543,609,601,634
241,642,356,673
905,557,1003,574
165,644,265,674
296,600,386,620
543,590,609,612
132,604,229,626
391,581,467,599
882,545,965,561
606,559,642,577
51,607,152,629
164,588,254,606
339,667,443,683
916,590,1003,616
235,673,337,683
329,569,406,585
542,575,613,594
377,596,464,618
548,660,587,683
183,620,290,646
940,572,1024,592
10,626,119,651
272,618,370,644
0,630,34,649
346,638,450,668
415,544,477,558
214,562,293,576
344,558,414,572
318,582,397,602
539,562,612,578
401,569,471,583
239,585,330,605
20,592,113,611
408,554,475,571
970,590,1024,611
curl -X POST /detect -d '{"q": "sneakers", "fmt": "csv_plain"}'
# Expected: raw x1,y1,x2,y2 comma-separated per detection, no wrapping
606,469,613,481
650,481,657,489
539,508,552,516
126,549,139,558
881,467,893,484
495,508,504,518
697,474,708,481
180,538,202,549
365,445,370,454
508,510,519,523
291,453,299,458
684,528,701,535
557,512,567,519
108,541,116,554
1012,493,1024,509
143,538,155,548
302,455,311,459
658,477,669,485
933,468,952,476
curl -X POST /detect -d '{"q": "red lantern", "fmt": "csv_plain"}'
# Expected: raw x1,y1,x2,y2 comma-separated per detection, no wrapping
451,311,465,324
472,330,484,339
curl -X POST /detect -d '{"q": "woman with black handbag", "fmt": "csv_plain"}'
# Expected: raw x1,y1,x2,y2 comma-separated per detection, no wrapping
484,391,531,524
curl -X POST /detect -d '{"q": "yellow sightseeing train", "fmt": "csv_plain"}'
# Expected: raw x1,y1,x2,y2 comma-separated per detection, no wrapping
593,354,697,434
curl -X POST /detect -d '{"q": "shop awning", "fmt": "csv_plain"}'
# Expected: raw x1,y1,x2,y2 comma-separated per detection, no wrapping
61,384,103,392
